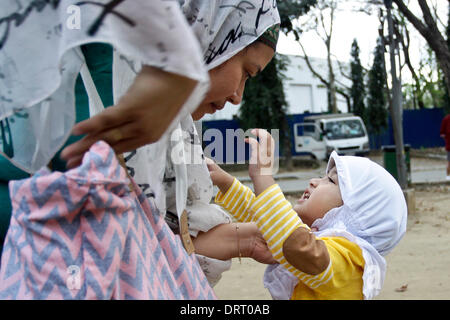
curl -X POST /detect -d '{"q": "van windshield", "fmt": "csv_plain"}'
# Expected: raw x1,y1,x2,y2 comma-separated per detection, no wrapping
324,119,365,140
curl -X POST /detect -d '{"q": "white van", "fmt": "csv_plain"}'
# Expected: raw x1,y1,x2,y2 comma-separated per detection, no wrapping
293,113,370,160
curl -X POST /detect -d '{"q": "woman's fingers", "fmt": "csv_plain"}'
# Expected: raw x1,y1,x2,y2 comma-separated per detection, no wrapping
71,105,126,136
110,137,145,155
61,135,97,161
65,155,84,169
61,118,140,161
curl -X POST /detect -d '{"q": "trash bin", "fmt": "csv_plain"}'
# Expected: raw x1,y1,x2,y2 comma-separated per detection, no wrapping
381,144,411,185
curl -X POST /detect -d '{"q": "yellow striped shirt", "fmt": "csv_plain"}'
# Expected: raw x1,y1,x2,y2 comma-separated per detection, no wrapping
216,178,365,300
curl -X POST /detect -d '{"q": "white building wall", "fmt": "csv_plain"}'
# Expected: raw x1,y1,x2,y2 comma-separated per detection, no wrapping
201,54,350,121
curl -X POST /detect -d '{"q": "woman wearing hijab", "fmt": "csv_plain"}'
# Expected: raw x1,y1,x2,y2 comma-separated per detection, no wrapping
99,0,282,286
0,0,282,297
59,0,281,286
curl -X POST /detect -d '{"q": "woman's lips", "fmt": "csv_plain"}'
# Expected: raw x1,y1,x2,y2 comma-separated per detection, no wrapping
211,102,224,111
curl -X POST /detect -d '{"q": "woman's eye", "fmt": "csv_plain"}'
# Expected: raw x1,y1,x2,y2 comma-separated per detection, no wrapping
328,176,335,184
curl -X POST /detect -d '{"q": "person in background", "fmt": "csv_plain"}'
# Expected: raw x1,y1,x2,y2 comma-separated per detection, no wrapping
440,113,450,180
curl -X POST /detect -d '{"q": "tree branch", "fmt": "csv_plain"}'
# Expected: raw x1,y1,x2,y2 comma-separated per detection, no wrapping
297,39,330,86
392,0,450,95
391,0,428,36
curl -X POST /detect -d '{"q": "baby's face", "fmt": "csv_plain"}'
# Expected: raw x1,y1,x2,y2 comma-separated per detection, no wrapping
293,163,343,227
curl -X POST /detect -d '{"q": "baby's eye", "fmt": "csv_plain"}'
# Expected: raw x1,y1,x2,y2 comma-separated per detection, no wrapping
328,176,335,184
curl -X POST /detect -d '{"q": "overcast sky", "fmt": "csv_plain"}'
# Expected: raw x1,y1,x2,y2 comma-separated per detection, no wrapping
276,0,447,82
277,7,381,67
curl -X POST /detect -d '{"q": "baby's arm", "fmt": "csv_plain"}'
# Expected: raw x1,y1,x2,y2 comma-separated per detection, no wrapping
206,158,256,222
246,130,333,286
251,184,331,278
251,183,367,298
215,178,256,223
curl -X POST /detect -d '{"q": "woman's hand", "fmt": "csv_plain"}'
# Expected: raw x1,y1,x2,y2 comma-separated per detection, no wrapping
245,129,276,196
193,222,276,264
60,66,197,168
205,157,234,194
241,223,277,265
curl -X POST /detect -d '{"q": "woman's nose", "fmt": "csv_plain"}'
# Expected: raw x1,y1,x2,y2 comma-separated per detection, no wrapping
227,81,245,105
228,92,242,105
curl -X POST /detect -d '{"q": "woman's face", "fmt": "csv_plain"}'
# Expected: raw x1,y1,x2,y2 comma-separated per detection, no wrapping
191,42,275,120
293,162,343,227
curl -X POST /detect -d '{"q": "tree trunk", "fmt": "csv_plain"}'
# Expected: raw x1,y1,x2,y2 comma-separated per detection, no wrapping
393,0,450,97
325,12,338,114
328,59,338,113
387,1,408,189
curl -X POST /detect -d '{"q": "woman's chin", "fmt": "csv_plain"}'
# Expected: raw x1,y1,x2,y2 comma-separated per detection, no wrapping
192,109,206,120
192,104,216,120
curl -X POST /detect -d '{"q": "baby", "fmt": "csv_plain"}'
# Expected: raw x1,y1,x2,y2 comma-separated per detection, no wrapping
207,129,407,300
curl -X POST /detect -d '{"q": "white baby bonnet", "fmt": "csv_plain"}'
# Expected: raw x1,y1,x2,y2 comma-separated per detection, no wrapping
264,151,407,300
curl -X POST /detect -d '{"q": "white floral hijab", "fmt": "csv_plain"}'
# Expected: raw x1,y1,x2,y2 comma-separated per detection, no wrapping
181,0,280,69
0,0,208,173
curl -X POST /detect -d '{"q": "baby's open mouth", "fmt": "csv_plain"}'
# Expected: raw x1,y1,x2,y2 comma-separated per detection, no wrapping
303,190,311,199
298,190,310,203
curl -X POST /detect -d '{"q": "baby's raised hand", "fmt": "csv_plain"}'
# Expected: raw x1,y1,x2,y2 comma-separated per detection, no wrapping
245,129,276,196
245,129,275,178
205,157,234,193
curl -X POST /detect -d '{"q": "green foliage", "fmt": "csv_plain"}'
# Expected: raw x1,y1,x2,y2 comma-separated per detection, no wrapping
237,0,318,161
238,54,292,159
350,39,366,121
443,3,450,114
239,0,319,128
278,0,318,38
366,38,388,135
238,54,290,131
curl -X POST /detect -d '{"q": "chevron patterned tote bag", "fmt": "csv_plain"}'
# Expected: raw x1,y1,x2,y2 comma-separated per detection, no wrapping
0,141,216,299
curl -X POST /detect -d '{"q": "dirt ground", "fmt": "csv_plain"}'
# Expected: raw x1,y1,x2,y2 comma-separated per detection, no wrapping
213,178,450,300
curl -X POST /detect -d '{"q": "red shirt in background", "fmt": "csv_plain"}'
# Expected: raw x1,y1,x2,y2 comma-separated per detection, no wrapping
441,114,450,151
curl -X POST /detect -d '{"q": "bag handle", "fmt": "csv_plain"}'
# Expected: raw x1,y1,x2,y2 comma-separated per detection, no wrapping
78,48,194,253
77,48,134,191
